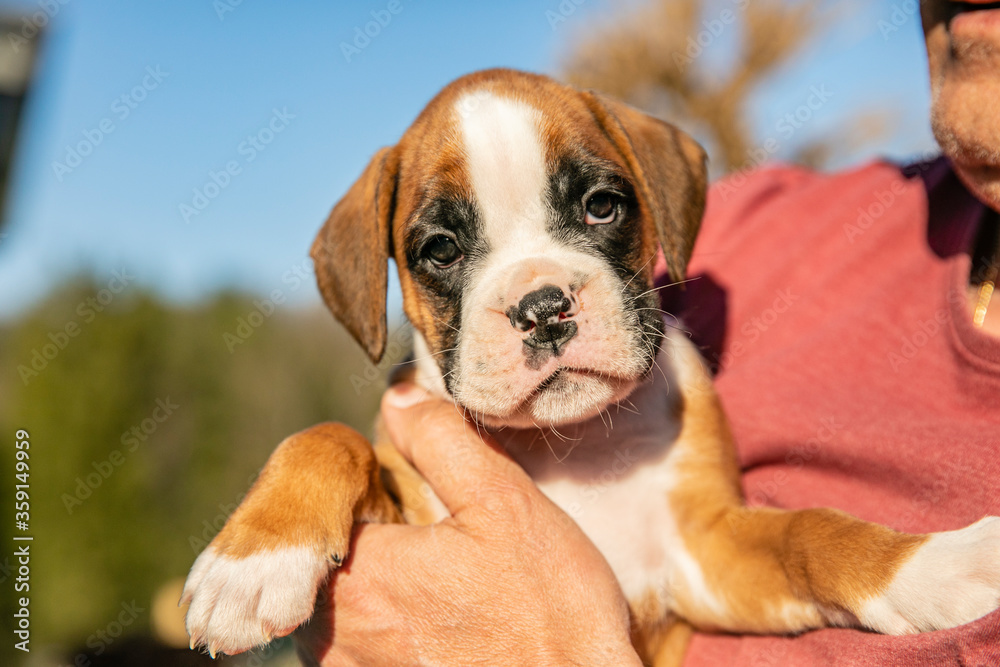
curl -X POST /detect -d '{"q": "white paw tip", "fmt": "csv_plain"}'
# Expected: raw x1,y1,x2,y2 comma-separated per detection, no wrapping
182,545,333,656
861,516,1000,634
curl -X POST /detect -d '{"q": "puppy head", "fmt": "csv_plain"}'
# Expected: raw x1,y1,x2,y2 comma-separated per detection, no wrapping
312,69,706,428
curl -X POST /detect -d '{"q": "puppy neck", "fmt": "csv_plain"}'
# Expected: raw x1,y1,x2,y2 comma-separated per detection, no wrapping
410,328,684,477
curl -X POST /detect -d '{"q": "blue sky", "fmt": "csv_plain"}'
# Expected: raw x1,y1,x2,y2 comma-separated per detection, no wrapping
0,0,937,320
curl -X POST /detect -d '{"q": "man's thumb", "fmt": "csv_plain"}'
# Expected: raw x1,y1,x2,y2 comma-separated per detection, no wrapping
381,383,531,517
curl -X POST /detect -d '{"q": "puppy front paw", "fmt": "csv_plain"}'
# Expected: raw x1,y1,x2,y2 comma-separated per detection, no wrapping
859,516,1000,634
181,541,340,656
179,422,398,655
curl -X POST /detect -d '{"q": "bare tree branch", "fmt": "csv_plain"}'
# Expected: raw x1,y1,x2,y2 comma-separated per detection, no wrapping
559,0,879,175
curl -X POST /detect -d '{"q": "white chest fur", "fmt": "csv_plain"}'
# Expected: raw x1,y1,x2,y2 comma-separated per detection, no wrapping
519,428,682,606
414,330,720,612
490,336,706,609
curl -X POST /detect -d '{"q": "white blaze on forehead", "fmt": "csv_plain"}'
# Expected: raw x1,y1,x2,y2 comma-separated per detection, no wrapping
454,91,549,243
447,91,646,425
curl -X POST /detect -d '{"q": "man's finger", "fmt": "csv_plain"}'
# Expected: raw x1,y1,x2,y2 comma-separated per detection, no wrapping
381,382,534,518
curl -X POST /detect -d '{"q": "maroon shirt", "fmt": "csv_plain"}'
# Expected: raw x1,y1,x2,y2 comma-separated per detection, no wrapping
657,158,1000,665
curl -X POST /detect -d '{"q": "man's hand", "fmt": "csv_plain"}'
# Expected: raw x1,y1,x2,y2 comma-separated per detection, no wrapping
295,382,641,666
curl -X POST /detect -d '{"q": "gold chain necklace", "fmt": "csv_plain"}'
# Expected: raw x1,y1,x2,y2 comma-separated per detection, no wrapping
972,212,1000,329
972,261,998,328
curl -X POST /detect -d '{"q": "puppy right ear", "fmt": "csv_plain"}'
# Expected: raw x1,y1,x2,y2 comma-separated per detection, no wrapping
580,92,707,285
311,146,399,363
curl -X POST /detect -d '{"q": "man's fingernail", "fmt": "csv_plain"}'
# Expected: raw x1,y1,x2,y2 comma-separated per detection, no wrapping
385,383,429,409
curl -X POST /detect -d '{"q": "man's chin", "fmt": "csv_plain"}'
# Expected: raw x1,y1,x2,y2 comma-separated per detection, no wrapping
934,113,1000,210
930,74,1000,210
953,162,1000,212
925,2,1000,212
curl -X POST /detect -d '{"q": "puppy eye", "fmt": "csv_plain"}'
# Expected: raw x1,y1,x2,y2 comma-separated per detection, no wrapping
423,235,463,268
584,192,620,225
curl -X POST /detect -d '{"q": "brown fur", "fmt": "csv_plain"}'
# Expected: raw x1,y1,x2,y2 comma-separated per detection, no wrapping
310,69,707,365
649,620,694,667
578,91,707,284
207,423,401,561
312,149,399,362
191,70,942,666
663,349,927,637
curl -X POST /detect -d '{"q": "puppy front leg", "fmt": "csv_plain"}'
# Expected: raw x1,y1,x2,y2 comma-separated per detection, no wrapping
181,422,400,656
672,500,1000,636
663,337,1000,637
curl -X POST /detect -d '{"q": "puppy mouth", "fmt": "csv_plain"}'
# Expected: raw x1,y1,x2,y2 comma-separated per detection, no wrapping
491,366,639,428
535,368,566,391
534,365,626,391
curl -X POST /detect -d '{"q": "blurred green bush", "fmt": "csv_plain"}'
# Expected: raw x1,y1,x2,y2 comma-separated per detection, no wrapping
0,277,407,663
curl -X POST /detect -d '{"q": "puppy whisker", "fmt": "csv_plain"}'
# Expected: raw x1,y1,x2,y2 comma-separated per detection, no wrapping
405,346,459,365
620,252,659,294
631,276,702,301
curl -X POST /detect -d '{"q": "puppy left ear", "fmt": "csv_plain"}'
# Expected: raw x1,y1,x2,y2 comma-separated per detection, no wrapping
311,146,400,363
581,92,707,284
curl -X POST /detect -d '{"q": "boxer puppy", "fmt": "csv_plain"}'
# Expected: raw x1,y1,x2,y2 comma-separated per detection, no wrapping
181,69,1000,665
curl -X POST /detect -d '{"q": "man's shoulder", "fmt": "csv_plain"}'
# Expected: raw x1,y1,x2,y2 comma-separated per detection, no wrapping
706,159,929,228
710,161,823,206
673,157,947,368
692,157,948,261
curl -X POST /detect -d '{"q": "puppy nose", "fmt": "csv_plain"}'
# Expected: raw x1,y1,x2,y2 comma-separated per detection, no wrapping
507,284,579,351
